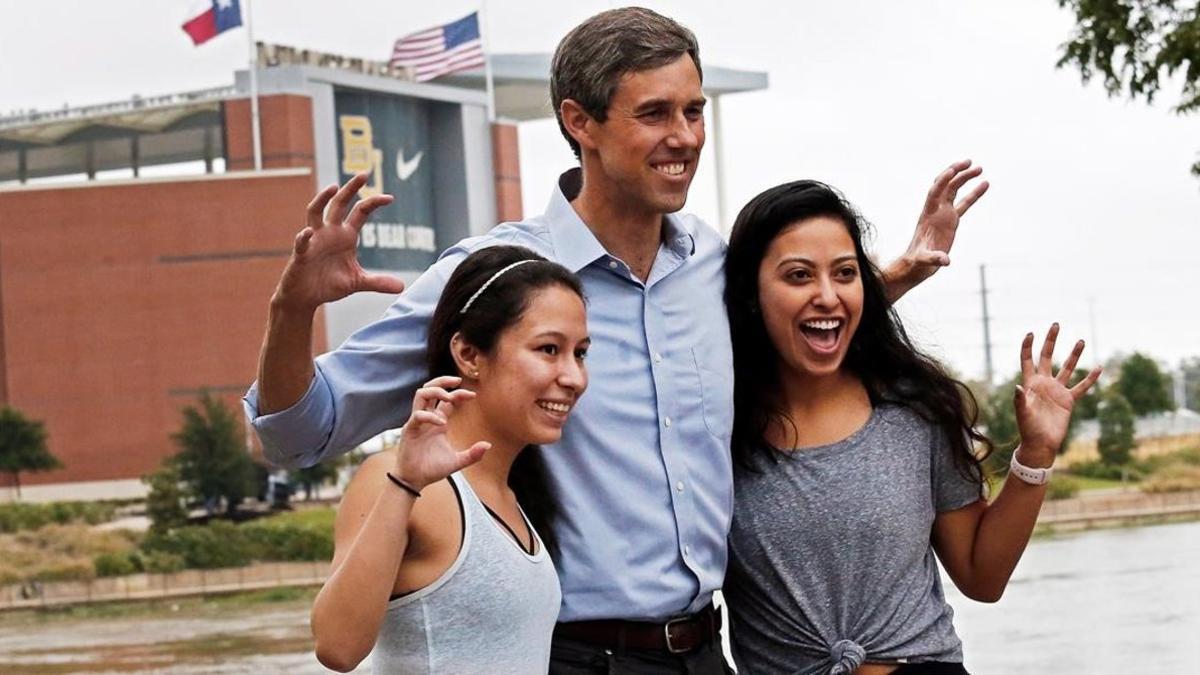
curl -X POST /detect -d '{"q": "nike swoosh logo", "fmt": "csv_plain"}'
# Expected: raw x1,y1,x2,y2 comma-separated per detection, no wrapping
396,149,424,181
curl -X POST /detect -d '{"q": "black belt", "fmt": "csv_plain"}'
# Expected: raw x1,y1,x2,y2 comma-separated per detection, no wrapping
553,604,720,654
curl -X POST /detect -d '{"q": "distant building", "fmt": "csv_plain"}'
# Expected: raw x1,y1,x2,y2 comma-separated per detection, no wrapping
0,47,766,501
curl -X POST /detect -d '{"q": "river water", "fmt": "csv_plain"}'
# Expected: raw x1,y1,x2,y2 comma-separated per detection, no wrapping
0,521,1196,673
946,519,1200,674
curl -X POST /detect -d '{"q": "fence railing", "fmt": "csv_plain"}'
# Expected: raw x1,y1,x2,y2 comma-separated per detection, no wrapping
1039,489,1200,524
0,561,327,611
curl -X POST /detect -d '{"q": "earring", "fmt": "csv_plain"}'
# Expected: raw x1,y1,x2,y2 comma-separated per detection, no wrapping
471,370,480,378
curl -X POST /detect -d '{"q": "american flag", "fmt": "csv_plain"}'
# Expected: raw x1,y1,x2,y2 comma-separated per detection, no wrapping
389,13,486,83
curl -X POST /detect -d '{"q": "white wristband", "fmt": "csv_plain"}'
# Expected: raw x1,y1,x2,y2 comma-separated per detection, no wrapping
1009,450,1053,485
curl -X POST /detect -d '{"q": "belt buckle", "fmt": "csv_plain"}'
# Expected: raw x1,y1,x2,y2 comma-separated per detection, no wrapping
663,616,691,654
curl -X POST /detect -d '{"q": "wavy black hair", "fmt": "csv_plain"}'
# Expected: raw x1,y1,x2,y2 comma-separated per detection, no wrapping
724,180,990,485
426,245,585,556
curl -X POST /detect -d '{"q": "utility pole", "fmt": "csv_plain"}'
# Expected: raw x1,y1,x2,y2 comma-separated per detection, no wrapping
979,264,994,385
1088,297,1101,369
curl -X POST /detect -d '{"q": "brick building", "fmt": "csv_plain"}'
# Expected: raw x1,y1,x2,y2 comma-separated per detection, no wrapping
0,50,765,501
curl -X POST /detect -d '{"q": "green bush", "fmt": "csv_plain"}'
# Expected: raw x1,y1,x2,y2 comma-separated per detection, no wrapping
94,552,139,577
138,515,334,571
1046,475,1082,500
241,523,333,562
0,501,117,533
142,521,251,569
142,551,186,574
1067,459,1136,482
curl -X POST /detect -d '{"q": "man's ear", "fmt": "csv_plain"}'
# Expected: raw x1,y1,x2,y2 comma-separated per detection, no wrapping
559,99,599,152
450,332,483,380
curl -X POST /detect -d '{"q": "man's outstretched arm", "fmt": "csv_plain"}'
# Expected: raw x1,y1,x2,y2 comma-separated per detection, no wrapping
882,159,989,303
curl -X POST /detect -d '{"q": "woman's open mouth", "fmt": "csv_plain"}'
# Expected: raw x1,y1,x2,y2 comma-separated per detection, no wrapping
799,318,843,355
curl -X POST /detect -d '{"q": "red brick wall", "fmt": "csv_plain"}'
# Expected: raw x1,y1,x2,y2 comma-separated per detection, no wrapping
492,123,523,222
0,171,324,486
224,95,315,171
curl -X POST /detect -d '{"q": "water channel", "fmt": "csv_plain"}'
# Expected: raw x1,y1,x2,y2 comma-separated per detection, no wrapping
0,520,1196,673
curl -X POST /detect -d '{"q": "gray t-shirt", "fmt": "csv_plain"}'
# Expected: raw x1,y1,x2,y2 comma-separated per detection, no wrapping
725,404,982,675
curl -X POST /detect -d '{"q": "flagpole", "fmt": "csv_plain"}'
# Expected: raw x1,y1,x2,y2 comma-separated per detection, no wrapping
245,0,263,171
479,2,497,123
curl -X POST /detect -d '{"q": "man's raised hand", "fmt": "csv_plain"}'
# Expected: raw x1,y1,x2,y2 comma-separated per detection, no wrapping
884,160,989,302
272,172,406,313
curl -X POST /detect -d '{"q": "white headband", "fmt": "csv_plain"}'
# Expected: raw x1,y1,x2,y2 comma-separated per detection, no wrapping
460,259,538,314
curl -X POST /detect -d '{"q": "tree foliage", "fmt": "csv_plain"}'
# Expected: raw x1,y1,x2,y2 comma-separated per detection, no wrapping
1098,391,1137,466
1056,0,1200,177
292,462,338,501
0,406,61,499
1115,352,1174,415
142,464,189,534
171,393,255,516
1071,367,1103,419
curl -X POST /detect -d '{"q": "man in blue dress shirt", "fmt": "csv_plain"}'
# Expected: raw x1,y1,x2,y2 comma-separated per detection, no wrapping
244,7,987,673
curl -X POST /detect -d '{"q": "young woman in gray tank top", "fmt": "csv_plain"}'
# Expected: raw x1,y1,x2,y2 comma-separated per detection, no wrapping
311,246,590,673
721,178,1101,675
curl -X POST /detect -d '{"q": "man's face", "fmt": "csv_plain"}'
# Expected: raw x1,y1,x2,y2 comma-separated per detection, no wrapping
586,55,706,216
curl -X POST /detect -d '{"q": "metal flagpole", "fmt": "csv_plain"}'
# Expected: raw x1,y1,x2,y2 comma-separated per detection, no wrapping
479,2,497,123
245,0,263,171
711,95,730,234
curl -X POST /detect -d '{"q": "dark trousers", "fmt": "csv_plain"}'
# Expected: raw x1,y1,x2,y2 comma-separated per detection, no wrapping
549,635,732,674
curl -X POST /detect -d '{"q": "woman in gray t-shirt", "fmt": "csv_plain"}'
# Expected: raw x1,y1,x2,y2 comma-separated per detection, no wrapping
721,177,1100,675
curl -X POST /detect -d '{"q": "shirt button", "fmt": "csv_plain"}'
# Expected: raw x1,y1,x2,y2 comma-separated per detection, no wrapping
608,260,618,269
654,353,663,363
664,417,672,428
676,481,684,492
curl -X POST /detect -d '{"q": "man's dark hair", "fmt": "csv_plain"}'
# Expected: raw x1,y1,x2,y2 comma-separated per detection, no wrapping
550,7,702,158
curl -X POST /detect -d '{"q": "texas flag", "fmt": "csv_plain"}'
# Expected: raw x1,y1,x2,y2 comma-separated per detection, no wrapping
182,0,243,46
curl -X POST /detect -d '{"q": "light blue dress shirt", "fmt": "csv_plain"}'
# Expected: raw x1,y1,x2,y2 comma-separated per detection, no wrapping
244,169,734,622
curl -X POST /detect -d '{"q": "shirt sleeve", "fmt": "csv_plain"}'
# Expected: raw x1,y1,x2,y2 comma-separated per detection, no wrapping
930,426,985,513
244,249,466,468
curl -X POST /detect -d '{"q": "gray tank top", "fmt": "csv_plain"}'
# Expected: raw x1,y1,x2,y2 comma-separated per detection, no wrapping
371,471,561,674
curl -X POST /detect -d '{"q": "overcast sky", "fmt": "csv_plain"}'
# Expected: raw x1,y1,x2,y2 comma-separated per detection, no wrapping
3,0,1197,384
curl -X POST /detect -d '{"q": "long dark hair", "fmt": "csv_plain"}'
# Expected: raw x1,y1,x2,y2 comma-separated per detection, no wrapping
425,245,585,556
724,180,991,485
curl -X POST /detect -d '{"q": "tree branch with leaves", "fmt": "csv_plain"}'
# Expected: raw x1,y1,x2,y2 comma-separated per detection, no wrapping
1056,0,1200,177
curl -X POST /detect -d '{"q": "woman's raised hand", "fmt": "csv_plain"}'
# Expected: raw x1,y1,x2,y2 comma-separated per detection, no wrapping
1013,324,1102,464
394,376,490,490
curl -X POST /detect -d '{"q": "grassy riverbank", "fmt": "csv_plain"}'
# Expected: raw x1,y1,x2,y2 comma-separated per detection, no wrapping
0,584,319,627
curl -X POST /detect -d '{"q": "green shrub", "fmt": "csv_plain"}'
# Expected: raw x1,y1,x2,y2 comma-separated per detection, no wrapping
1046,475,1082,500
141,521,250,569
0,501,117,533
1068,459,1137,482
241,523,332,562
142,551,186,574
93,552,138,577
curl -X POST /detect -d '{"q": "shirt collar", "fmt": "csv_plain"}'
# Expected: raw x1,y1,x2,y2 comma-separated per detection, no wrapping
546,168,697,274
